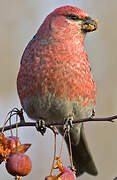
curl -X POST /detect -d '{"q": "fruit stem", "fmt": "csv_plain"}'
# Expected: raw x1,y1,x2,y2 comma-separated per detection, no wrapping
59,129,67,159
2,114,9,133
68,133,74,169
15,176,21,180
50,133,57,176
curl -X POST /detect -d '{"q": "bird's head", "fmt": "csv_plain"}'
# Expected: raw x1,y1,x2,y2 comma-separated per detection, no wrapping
38,6,98,40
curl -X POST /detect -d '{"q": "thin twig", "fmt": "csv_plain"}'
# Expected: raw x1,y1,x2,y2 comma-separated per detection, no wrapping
0,108,117,133
0,122,36,132
47,116,116,126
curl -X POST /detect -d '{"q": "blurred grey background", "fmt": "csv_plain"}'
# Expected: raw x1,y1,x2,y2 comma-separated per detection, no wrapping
0,0,117,179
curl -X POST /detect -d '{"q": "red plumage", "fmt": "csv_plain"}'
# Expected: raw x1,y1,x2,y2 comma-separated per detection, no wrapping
17,6,98,176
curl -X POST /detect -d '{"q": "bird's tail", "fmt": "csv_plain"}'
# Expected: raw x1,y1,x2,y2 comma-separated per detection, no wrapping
65,124,98,177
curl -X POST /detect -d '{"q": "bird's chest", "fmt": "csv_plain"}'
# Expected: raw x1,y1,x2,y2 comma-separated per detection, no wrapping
34,52,96,107
18,50,96,122
18,40,96,108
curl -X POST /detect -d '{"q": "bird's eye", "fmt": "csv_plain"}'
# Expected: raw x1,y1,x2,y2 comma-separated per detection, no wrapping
66,14,79,21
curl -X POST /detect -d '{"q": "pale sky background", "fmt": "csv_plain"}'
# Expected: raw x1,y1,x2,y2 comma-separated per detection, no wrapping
0,0,117,180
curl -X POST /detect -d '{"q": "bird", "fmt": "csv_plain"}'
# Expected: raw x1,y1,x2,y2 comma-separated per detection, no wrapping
17,6,98,177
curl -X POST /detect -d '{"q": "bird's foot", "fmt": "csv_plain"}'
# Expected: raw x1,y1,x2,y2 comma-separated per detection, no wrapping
63,116,74,132
36,119,46,135
90,109,95,119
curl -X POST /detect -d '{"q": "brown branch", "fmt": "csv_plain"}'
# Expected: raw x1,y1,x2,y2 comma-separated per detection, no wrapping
0,108,117,133
0,121,36,132
46,115,116,126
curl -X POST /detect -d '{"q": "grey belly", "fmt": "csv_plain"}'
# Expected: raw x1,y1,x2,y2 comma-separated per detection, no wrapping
22,92,93,123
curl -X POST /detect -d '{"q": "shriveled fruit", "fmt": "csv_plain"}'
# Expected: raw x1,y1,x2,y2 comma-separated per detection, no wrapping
58,172,76,180
45,175,57,180
58,167,76,180
6,153,32,176
7,136,31,154
7,136,21,151
0,133,11,163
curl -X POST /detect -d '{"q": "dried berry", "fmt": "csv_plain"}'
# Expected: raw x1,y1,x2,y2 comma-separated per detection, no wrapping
7,136,31,154
7,136,21,151
0,133,11,163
